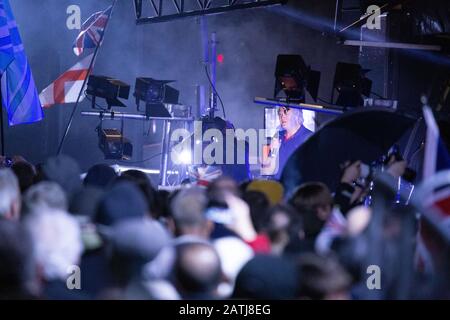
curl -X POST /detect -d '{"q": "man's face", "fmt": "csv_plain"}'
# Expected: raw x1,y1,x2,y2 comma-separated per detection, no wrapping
278,107,297,131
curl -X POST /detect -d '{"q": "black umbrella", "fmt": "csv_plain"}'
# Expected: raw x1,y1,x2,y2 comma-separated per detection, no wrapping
280,108,417,194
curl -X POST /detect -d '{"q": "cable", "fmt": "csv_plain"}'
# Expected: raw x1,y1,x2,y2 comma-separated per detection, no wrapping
204,65,226,119
118,152,163,164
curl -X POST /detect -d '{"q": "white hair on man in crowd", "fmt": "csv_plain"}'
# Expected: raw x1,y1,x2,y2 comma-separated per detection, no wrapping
0,168,21,220
22,181,68,216
24,209,83,281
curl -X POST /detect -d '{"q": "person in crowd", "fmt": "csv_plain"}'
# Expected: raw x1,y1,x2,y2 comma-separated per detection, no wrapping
172,242,223,300
95,181,149,227
264,204,304,256
288,182,333,253
297,253,352,300
11,160,36,194
233,254,300,299
24,208,84,299
84,164,117,190
0,220,39,299
170,187,212,239
38,155,83,203
0,168,21,221
22,181,68,217
242,190,271,235
117,169,157,219
69,186,105,219
262,106,313,179
83,181,151,297
99,217,171,299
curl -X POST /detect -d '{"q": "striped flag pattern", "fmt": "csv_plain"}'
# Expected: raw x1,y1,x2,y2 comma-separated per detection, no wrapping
0,0,43,126
73,6,112,56
39,54,93,108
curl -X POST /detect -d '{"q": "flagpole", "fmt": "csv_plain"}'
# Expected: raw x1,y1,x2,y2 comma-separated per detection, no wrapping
57,0,117,155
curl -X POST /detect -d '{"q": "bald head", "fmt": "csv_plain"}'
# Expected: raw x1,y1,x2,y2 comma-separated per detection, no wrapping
174,243,222,296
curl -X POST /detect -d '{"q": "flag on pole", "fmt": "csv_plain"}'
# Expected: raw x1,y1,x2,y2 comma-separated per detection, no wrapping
39,54,93,108
0,0,43,126
73,5,112,56
415,105,450,273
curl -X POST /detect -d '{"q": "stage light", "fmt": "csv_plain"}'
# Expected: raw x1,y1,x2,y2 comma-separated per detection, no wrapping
134,77,180,118
332,62,372,108
274,54,321,102
217,54,224,64
98,128,133,160
179,150,192,165
87,75,130,108
171,142,192,165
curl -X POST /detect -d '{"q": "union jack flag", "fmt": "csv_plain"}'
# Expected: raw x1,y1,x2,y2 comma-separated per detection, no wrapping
73,5,112,56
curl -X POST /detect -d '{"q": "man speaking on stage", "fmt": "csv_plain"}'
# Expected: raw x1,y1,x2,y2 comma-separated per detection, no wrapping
262,106,313,180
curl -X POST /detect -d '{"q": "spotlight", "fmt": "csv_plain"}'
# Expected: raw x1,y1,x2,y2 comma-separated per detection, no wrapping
98,128,133,160
274,54,321,102
87,75,130,108
134,77,180,118
332,62,372,108
172,149,192,165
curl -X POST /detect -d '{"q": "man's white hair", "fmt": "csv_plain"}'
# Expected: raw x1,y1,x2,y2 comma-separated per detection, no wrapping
291,108,304,126
278,106,304,126
0,168,20,218
22,181,68,216
25,209,83,281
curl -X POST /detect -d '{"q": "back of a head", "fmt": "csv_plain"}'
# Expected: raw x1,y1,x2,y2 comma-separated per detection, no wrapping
290,182,333,214
108,218,171,287
22,181,68,217
111,218,171,263
171,187,208,234
95,181,148,226
265,204,303,250
69,186,105,219
174,242,222,298
290,182,333,238
233,254,299,299
11,161,36,193
0,168,20,220
118,170,156,218
25,209,83,281
297,253,352,300
41,155,82,201
0,220,36,299
120,170,152,188
84,164,117,189
208,176,240,200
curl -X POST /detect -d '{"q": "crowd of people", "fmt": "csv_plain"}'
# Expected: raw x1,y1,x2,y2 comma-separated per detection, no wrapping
0,154,447,300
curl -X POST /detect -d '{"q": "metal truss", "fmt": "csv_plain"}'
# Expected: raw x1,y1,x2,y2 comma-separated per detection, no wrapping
134,0,288,25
